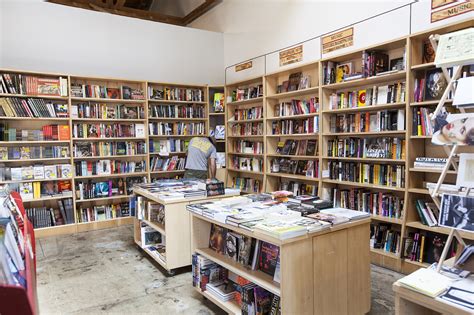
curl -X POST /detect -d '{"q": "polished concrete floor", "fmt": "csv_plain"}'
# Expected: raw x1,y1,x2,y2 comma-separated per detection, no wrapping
37,225,404,314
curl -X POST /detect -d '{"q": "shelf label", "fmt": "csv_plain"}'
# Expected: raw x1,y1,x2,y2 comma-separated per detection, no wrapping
432,0,457,9
279,45,303,67
322,27,354,54
431,0,472,23
235,61,253,72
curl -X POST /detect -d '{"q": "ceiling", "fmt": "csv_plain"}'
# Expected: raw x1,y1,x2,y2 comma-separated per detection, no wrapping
46,0,221,26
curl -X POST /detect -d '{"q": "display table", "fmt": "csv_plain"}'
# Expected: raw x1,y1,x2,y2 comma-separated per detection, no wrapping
133,187,240,275
191,212,371,315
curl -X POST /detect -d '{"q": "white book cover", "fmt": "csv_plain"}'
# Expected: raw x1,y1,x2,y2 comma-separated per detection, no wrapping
61,164,72,178
135,123,145,138
376,85,388,105
397,109,405,131
44,165,58,179
10,167,22,181
33,165,45,179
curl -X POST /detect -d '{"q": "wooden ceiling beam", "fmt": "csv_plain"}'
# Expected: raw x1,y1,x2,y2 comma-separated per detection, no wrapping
182,0,220,25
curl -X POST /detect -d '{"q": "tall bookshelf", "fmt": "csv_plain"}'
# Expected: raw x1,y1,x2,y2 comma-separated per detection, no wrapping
208,85,226,181
264,61,321,196
147,82,208,180
225,77,265,193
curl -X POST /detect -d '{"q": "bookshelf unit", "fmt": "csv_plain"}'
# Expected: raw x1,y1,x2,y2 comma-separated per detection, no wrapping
264,61,321,196
147,81,208,180
225,77,265,193
208,85,226,182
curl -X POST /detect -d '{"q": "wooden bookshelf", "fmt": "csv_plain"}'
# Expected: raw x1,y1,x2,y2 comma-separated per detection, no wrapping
208,85,226,182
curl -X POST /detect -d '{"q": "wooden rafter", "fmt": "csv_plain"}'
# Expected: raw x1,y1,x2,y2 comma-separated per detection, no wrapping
182,0,220,25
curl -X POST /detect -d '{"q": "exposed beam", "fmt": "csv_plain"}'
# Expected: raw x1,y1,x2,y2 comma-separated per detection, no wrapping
182,0,220,25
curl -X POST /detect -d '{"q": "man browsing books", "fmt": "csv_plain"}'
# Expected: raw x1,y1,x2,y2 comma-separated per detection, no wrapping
184,136,217,180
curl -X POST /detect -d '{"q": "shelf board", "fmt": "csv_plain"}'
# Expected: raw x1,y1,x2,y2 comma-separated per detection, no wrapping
266,113,319,121
148,99,206,104
266,86,320,100
196,288,240,315
410,135,432,139
227,168,264,176
370,214,403,225
323,130,405,137
142,219,165,235
142,246,168,269
216,140,226,143
72,137,146,141
322,179,406,192
71,97,145,103
149,117,207,121
323,156,405,163
322,71,406,90
226,97,264,106
75,172,147,180
0,177,71,184
22,195,73,203
0,93,68,100
227,135,263,139
405,221,474,240
196,248,281,296
267,154,319,159
403,258,430,268
34,222,76,231
148,135,201,138
209,112,225,116
75,195,131,203
370,248,400,259
410,62,435,70
408,188,430,195
227,118,264,123
0,157,71,163
322,102,405,114
267,133,319,138
72,118,145,122
410,99,452,106
149,151,186,155
0,140,70,145
228,152,264,157
74,154,148,160
150,170,185,174
409,167,456,174
267,173,319,182
0,116,69,121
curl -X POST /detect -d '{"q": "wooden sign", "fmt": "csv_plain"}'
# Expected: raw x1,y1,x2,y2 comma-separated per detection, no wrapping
431,0,472,23
279,45,303,67
432,0,457,9
235,61,252,72
322,27,354,54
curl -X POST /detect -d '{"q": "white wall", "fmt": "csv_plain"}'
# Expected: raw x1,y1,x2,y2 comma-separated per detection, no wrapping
190,0,414,67
0,0,224,85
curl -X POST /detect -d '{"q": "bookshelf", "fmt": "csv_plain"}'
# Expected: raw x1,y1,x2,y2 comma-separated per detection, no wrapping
147,81,208,181
208,85,226,182
225,77,265,193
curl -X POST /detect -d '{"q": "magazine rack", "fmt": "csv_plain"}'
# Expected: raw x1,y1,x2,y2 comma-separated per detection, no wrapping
0,191,38,315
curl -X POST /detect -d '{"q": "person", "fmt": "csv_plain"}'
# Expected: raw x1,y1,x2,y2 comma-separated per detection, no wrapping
184,136,217,180
432,113,474,145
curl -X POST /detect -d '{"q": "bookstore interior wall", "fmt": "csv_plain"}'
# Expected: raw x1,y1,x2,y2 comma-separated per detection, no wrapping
0,0,225,85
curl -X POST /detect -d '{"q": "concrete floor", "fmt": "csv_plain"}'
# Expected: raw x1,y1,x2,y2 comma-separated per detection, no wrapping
36,225,403,314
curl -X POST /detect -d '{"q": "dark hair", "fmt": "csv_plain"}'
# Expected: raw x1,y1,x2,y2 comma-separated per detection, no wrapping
208,136,216,146
467,128,474,145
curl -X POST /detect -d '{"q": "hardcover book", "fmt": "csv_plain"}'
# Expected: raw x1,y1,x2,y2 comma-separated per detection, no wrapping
209,224,227,255
258,241,280,276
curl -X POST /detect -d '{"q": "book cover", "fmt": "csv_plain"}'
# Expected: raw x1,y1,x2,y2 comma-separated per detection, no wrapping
439,194,474,232
424,69,447,101
258,241,280,276
209,224,227,255
358,89,366,107
225,232,238,261
237,235,253,266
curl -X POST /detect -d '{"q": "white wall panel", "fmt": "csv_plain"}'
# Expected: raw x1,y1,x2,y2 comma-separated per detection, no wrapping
225,56,265,85
265,38,320,75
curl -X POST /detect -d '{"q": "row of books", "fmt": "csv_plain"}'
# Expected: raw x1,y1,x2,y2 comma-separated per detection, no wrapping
370,223,401,254
327,161,405,188
25,199,74,228
233,106,263,121
413,68,453,103
73,141,146,157
230,122,263,136
413,107,434,136
270,158,318,178
0,145,69,160
276,139,317,156
230,140,263,154
0,98,68,118
149,104,205,119
10,180,72,199
149,139,189,154
415,199,439,227
274,97,319,117
232,177,261,193
329,110,405,133
148,122,205,136
192,254,281,314
72,123,145,139
74,160,145,177
76,202,130,223
150,156,185,172
71,103,145,120
0,73,68,96
148,86,204,102
71,84,144,100
413,157,447,169
279,181,318,196
328,82,406,109
271,117,319,135
147,203,165,226
327,137,405,160
231,84,264,102
211,125,225,140
332,188,404,219
402,231,456,264
212,93,224,112
0,164,72,181
0,124,70,141
75,177,145,200
230,157,263,173
276,71,311,94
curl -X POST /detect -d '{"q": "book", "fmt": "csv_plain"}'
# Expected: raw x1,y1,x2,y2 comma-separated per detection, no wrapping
397,268,453,297
258,241,279,277
209,224,226,255
439,194,474,232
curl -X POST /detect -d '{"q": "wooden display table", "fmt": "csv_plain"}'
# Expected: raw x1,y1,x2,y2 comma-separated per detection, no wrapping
191,213,371,315
133,187,240,275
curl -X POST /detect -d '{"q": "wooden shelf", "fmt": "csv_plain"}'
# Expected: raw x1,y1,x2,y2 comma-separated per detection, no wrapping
148,135,201,138
75,195,130,203
410,62,435,70
322,102,405,114
408,188,430,195
196,288,240,315
0,93,69,100
0,177,71,184
409,168,456,174
150,170,185,174
323,130,405,137
149,151,186,155
267,154,319,159
0,140,70,145
266,86,320,100
370,214,403,225
72,137,146,141
227,135,263,138
323,156,405,163
410,135,432,139
266,113,319,120
402,258,430,268
405,221,474,240
142,219,165,235
149,117,206,121
148,99,206,104
322,179,406,192
227,168,264,176
73,154,148,160
71,97,145,103
370,248,400,259
142,246,167,269
228,152,264,157
209,112,225,116
322,71,406,90
22,195,73,203
410,99,452,106
267,133,319,138
227,118,264,123
0,116,69,121
75,172,147,180
196,248,281,296
0,157,70,163
267,173,319,182
72,118,145,122
226,97,264,106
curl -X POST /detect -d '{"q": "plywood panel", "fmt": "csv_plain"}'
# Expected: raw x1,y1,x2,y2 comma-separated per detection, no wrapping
165,202,192,269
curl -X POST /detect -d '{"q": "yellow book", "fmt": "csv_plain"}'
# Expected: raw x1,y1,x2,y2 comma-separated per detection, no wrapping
419,235,425,263
397,268,453,298
33,182,41,199
358,90,366,107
